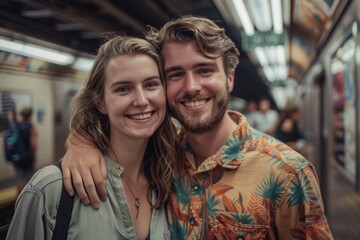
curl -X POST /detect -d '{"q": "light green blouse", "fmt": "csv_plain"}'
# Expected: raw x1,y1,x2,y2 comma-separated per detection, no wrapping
6,156,170,240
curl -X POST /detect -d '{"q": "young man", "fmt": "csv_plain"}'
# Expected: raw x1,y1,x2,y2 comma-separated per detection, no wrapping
62,16,333,239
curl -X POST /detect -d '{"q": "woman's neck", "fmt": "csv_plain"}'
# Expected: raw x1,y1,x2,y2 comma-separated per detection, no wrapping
109,136,149,181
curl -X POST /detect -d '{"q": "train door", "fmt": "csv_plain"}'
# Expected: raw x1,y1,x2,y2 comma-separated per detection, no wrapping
53,80,82,162
330,35,357,186
302,66,329,210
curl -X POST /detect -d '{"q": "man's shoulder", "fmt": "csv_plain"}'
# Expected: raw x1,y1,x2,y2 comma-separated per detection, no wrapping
247,128,310,172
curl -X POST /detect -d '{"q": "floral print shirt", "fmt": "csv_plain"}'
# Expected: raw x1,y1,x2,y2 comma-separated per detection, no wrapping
168,111,333,240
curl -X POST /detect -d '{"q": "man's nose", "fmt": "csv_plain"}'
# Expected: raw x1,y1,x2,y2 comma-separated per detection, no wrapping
184,73,201,93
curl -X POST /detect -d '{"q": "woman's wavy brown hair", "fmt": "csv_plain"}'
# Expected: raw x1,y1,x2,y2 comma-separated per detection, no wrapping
69,35,179,208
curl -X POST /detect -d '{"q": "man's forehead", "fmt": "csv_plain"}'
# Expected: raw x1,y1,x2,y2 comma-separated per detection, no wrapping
162,41,220,67
161,41,218,56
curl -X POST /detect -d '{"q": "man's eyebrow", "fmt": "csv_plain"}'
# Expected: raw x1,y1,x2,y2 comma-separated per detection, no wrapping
193,62,218,69
165,61,218,73
164,66,182,73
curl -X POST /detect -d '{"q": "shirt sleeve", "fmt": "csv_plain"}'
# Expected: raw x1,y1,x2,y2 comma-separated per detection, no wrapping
6,165,62,240
6,187,47,240
275,164,334,239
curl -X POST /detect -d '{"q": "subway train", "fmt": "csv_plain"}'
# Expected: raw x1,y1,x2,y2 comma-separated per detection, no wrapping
0,0,359,239
292,0,360,238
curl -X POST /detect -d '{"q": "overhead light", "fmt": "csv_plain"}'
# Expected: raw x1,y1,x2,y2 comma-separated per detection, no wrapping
264,46,277,65
22,9,53,18
56,23,83,31
330,60,344,74
271,0,283,34
276,45,286,64
73,57,94,71
263,66,275,81
24,44,74,65
81,31,100,39
272,87,288,109
0,36,74,65
231,0,255,35
247,0,272,32
275,64,288,80
254,47,268,66
282,0,291,27
341,39,355,62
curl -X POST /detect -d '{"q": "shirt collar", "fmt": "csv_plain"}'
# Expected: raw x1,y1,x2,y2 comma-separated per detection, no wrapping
177,111,252,175
105,155,125,177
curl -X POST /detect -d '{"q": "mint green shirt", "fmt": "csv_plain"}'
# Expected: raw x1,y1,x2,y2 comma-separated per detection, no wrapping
6,157,170,240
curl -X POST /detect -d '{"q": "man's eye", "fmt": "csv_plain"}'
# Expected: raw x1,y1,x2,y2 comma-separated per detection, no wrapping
167,72,183,80
198,69,213,75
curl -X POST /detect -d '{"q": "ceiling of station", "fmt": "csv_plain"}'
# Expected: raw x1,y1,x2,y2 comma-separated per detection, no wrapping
0,0,277,109
0,0,352,110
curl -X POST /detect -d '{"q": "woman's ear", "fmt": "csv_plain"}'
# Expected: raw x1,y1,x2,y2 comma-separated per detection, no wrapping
96,100,107,115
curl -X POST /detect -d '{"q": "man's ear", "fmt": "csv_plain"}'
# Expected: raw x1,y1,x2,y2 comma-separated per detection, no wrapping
227,69,235,92
96,100,107,115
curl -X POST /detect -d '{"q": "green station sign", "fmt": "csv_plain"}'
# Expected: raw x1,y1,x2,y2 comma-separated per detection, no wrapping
241,32,285,50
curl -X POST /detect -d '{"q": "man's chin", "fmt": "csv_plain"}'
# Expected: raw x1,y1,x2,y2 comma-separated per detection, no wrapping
181,118,218,134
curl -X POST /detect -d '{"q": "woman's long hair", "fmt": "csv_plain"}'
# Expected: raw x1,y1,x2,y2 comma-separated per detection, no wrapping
69,35,179,208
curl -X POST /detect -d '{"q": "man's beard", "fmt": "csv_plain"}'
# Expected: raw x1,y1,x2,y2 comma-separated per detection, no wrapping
170,93,229,134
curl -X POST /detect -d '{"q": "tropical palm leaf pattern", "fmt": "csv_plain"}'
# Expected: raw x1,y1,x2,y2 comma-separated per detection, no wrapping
168,111,333,240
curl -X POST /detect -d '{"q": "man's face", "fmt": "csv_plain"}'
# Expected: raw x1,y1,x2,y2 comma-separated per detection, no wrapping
162,41,234,134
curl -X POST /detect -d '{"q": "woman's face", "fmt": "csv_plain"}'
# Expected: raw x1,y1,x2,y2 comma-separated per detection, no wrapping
98,53,166,140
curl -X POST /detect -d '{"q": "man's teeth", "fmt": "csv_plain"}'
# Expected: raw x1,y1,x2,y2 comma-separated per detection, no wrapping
184,100,207,107
129,113,151,120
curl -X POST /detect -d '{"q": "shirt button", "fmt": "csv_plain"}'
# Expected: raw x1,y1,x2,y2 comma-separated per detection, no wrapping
192,185,199,191
189,217,195,225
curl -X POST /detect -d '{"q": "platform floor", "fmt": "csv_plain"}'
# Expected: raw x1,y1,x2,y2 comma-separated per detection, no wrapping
1,163,360,239
328,164,360,239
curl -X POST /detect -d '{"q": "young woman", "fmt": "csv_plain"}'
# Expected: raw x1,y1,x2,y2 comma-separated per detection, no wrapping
6,36,178,240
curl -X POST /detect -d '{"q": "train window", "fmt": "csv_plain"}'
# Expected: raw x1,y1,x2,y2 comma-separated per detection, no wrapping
330,36,357,180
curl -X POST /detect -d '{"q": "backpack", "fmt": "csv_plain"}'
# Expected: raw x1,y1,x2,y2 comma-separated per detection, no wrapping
3,123,31,168
52,161,74,240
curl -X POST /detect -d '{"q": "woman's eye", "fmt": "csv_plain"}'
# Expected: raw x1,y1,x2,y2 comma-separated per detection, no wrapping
146,82,160,88
116,87,130,93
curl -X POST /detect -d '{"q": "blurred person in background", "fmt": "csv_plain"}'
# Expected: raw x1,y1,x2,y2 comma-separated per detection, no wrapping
243,100,259,128
17,107,37,192
253,98,279,135
276,106,307,153
4,107,37,194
